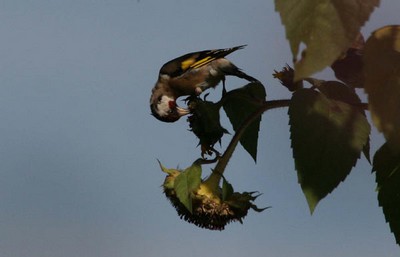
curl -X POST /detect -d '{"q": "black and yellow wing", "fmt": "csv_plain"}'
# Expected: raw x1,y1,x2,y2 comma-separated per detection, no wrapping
159,45,246,78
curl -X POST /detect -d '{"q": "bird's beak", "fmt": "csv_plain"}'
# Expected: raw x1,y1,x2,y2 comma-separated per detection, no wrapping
176,106,190,117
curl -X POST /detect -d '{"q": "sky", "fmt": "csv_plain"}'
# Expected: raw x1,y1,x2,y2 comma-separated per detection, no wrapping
0,1,399,256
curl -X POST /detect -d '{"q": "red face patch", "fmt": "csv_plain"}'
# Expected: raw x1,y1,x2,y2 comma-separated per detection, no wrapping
168,100,176,109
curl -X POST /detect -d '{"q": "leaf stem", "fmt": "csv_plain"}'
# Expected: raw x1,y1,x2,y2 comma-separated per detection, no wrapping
209,98,369,179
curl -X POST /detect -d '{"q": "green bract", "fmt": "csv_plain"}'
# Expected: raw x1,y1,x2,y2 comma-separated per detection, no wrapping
160,161,267,230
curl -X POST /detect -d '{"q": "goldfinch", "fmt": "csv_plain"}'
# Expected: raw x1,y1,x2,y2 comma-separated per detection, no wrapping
150,45,258,122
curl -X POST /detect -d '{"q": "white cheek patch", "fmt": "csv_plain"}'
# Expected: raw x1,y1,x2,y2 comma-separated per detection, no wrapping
157,95,175,116
159,74,170,81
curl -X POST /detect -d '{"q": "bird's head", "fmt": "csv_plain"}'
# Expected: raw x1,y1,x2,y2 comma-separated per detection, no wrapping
150,94,190,122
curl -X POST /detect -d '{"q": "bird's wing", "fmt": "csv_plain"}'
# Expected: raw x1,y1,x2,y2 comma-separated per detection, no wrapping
159,45,246,78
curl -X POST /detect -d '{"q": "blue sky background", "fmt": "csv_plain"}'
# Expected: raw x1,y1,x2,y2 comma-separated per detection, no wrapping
1,1,399,256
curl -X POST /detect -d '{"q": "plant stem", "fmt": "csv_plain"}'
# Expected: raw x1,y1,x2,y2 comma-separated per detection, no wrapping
213,99,291,176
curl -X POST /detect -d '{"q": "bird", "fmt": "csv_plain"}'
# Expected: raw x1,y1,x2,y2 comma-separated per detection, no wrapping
150,45,258,122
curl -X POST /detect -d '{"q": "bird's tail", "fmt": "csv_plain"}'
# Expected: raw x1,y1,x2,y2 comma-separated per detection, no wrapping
233,68,259,82
224,63,259,82
215,45,247,57
216,45,259,82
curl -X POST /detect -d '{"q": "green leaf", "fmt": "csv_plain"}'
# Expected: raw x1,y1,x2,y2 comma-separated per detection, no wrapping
373,143,400,246
174,162,202,213
364,25,400,152
289,88,370,213
275,0,379,80
317,81,371,162
222,82,266,162
222,176,234,201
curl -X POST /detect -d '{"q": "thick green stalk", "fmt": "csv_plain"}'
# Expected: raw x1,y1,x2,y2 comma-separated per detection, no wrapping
202,100,292,189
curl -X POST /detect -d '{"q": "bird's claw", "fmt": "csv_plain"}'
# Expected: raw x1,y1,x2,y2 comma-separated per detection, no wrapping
201,145,221,159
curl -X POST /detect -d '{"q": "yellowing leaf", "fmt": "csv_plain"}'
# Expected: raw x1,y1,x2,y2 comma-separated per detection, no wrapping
158,160,180,176
364,25,400,152
318,81,371,161
275,0,379,80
